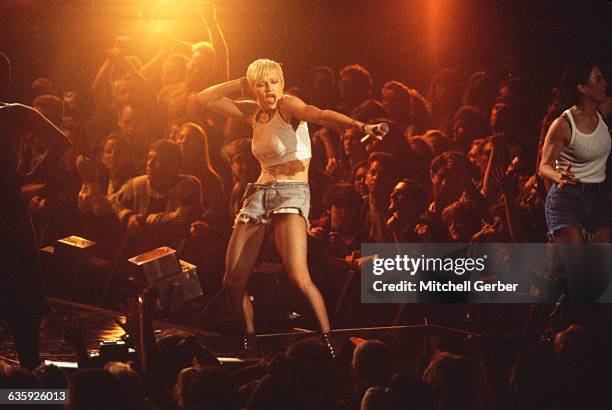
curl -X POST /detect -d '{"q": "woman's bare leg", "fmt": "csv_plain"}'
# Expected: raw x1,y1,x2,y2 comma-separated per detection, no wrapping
273,214,331,333
224,222,266,334
551,226,605,302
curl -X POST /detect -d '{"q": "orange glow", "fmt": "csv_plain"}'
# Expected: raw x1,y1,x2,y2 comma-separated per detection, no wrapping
425,0,452,69
148,19,173,36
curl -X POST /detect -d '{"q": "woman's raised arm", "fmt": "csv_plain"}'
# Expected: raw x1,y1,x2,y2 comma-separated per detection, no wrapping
197,77,257,118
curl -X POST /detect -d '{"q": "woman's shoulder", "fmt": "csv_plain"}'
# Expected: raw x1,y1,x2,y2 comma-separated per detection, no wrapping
277,94,306,111
548,114,572,142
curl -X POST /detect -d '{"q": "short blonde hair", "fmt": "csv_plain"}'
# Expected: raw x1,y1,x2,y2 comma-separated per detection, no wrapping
246,58,284,90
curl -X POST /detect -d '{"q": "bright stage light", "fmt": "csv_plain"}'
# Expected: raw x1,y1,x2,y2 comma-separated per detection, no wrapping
148,19,172,35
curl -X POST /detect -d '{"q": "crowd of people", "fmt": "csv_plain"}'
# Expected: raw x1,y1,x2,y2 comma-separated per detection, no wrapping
1,302,610,410
10,37,611,298
1,3,611,408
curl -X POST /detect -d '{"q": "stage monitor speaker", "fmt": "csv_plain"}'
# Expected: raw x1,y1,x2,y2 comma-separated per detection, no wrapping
129,246,203,313
55,235,96,256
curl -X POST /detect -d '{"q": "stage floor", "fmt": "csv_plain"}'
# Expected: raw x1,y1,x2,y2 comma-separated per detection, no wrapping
0,298,480,372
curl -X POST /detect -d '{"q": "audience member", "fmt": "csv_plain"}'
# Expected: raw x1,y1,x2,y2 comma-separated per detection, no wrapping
175,366,239,410
358,152,402,243
387,179,429,243
451,105,489,153
305,65,337,110
110,139,203,250
407,135,435,187
342,127,368,177
221,137,260,218
116,99,155,170
352,340,394,410
69,369,131,410
104,361,149,410
421,129,452,158
428,68,462,135
338,64,373,114
28,77,56,102
351,159,369,198
442,199,484,242
174,122,226,222
381,80,431,136
463,70,497,117
468,137,492,180
76,135,134,214
311,182,365,258
422,352,491,410
420,151,483,242
352,99,388,122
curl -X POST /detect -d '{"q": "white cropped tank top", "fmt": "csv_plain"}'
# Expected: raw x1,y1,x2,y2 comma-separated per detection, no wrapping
558,109,610,183
250,109,312,168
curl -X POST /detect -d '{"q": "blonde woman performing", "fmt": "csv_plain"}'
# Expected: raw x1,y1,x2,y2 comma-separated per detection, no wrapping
198,59,385,357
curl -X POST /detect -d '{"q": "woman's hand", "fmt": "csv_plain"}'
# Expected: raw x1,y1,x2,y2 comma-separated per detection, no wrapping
555,163,576,187
363,123,384,137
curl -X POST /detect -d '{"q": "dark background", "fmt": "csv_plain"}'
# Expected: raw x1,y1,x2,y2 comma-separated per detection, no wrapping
1,0,610,106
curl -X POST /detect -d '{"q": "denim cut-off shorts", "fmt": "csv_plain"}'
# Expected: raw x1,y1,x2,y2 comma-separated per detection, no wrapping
234,180,311,228
545,182,609,238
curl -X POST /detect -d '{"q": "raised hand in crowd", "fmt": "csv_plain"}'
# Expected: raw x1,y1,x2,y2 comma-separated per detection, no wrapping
198,0,218,23
482,133,511,201
75,155,97,183
62,90,79,112
491,166,513,197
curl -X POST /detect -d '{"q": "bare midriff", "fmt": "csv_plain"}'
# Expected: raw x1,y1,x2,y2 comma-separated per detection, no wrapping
257,158,310,183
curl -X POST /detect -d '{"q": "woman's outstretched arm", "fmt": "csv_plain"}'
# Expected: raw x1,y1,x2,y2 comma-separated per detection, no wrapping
278,94,381,135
